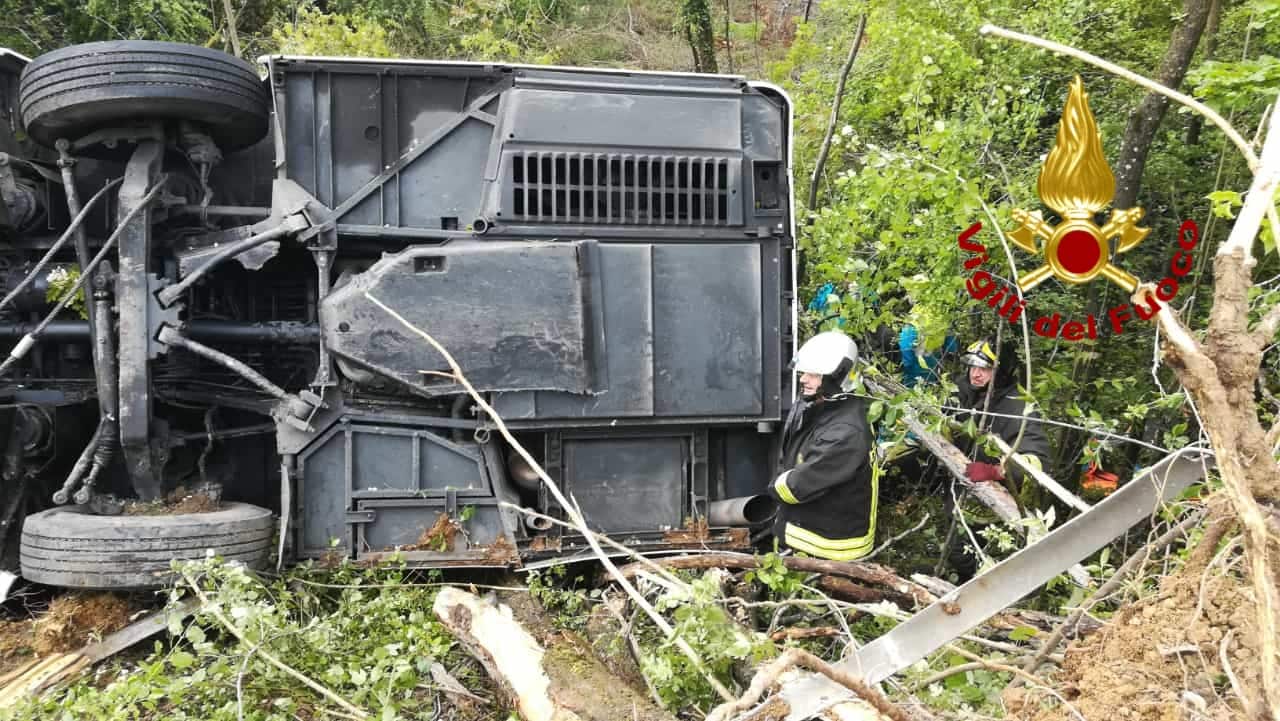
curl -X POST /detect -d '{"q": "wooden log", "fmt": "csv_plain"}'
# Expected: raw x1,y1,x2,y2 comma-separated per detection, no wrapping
616,553,936,608
899,414,1022,524
815,576,913,607
0,599,196,710
433,586,675,721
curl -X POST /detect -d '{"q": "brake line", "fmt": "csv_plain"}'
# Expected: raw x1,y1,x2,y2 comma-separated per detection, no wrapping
0,176,169,377
0,177,123,316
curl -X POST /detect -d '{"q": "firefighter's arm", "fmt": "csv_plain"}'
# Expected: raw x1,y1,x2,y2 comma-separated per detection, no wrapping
769,423,867,505
1002,408,1052,497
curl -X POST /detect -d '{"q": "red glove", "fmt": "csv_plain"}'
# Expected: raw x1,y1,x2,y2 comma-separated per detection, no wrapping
965,462,1004,482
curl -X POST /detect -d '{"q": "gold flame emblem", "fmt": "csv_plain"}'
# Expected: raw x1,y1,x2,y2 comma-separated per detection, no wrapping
1010,76,1149,292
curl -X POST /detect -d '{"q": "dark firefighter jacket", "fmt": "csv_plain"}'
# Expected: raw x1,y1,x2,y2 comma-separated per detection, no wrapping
766,395,877,560
950,374,1052,511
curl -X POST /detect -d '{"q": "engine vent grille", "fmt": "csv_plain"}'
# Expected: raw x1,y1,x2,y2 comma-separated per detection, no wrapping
507,152,736,225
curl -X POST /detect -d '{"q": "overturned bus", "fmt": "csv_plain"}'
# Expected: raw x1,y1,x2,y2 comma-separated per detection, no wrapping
0,41,795,588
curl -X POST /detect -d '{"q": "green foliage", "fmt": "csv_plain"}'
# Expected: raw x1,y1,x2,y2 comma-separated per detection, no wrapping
641,571,772,710
527,563,597,631
272,6,392,57
45,265,87,320
75,0,214,44
743,552,807,596
6,558,460,721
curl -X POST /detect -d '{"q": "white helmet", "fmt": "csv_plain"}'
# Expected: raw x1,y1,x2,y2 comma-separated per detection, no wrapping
794,331,859,397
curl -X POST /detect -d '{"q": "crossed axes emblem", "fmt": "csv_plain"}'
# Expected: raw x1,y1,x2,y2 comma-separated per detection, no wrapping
1008,76,1151,294
1009,207,1149,293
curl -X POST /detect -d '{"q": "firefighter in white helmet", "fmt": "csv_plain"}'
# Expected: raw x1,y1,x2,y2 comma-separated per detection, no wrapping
766,331,877,560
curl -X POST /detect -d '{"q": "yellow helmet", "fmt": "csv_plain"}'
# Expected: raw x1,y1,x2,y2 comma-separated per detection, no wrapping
960,339,997,369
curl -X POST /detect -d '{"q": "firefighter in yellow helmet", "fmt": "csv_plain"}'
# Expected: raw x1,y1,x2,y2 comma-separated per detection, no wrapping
766,331,877,560
945,338,1053,579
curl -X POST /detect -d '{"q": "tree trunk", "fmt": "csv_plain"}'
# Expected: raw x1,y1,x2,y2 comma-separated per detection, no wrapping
1112,0,1212,209
616,552,937,607
807,13,867,212
434,587,675,721
1185,0,1222,146
682,0,719,73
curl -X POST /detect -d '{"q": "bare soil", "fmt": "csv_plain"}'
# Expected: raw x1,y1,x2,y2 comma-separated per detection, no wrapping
0,619,35,678
123,486,220,516
31,592,135,655
1012,544,1259,721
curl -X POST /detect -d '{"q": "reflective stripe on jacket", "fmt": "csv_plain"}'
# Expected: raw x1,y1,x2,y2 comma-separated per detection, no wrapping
768,395,876,560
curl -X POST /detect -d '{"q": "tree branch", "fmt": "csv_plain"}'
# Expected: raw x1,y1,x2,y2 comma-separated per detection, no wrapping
182,570,369,720
1221,95,1280,265
979,24,1254,168
706,648,909,721
807,13,867,212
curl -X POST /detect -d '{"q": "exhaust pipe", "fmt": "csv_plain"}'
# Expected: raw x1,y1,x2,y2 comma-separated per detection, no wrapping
708,495,777,527
523,510,554,531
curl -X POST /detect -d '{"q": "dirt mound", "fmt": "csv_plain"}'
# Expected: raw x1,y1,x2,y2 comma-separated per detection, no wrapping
31,593,134,655
1012,531,1258,721
0,619,36,677
123,485,220,516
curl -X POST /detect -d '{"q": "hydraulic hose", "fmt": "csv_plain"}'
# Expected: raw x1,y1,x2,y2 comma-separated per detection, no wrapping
52,417,105,505
59,154,123,494
82,287,120,497
156,326,289,401
0,177,169,377
0,177,123,316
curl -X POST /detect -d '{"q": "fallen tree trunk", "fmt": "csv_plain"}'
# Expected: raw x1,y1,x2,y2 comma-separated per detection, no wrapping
434,586,675,721
617,552,936,607
865,375,1090,515
899,414,1021,523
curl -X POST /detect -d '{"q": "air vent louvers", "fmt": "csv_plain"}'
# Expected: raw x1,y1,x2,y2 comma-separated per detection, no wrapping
509,152,733,225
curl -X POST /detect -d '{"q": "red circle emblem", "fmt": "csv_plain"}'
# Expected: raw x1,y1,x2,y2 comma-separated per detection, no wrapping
1057,229,1101,274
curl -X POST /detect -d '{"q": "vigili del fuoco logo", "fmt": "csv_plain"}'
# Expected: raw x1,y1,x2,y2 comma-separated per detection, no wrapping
957,76,1200,340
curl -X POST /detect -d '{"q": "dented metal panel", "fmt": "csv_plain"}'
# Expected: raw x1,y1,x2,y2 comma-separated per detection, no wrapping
321,241,606,396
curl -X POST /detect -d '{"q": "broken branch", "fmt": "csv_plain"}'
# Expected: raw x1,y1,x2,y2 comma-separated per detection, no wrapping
615,552,936,607
706,648,909,721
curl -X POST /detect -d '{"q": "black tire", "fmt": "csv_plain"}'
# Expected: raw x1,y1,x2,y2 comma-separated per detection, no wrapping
19,502,274,589
19,41,269,152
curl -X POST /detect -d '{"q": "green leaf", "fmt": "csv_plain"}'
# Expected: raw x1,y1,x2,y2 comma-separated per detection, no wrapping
169,651,195,670
1008,625,1039,642
184,625,206,645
